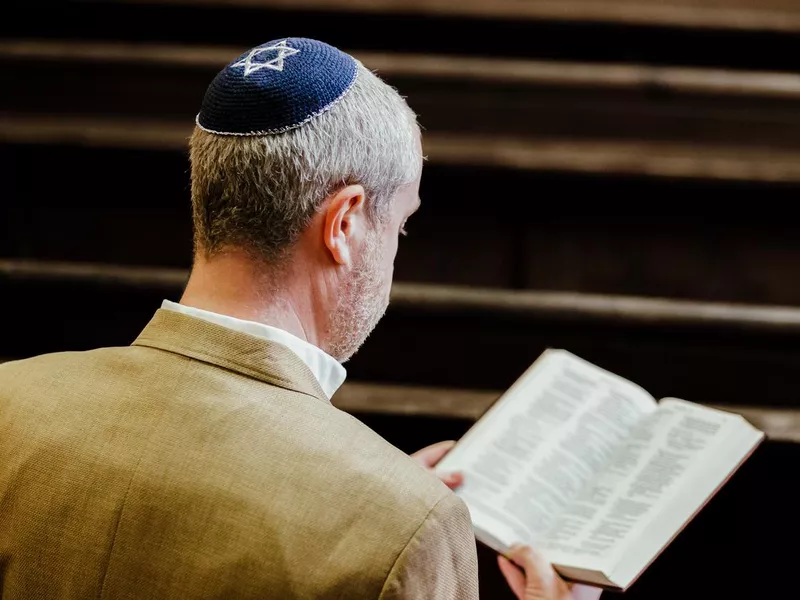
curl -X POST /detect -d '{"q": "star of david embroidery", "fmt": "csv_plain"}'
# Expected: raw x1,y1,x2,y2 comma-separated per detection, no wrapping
231,40,301,76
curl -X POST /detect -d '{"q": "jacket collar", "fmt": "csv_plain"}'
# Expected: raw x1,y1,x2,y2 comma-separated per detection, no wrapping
132,308,329,403
160,300,345,400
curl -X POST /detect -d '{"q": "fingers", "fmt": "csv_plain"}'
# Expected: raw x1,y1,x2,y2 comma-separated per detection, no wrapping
439,471,464,489
410,440,456,468
507,544,555,583
506,544,565,598
498,554,527,600
409,441,463,489
501,545,601,600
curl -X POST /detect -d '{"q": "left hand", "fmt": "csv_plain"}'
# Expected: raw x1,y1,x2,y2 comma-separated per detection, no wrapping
410,440,464,490
498,545,603,600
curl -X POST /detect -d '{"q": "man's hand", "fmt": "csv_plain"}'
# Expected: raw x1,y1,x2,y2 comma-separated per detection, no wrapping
498,545,603,600
411,445,600,600
410,440,464,490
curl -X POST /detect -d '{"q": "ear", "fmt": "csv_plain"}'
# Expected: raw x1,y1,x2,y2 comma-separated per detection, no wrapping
323,184,366,266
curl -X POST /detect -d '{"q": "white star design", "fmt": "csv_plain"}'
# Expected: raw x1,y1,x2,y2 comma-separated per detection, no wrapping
231,40,301,76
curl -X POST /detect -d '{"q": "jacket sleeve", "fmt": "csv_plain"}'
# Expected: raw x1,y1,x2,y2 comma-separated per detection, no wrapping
378,492,479,600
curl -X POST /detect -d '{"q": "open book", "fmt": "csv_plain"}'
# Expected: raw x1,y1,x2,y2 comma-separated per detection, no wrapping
434,349,764,592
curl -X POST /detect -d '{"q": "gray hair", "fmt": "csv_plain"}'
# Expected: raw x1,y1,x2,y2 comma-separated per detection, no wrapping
189,63,421,263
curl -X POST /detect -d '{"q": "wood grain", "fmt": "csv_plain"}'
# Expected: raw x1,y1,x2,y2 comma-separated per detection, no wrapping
111,0,800,33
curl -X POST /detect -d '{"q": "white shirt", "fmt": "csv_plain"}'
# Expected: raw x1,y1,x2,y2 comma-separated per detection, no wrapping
161,300,346,401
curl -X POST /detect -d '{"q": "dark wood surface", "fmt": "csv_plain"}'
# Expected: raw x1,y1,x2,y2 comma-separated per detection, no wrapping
334,380,800,443
7,0,800,73
53,0,800,33
5,259,800,410
4,40,800,183
7,141,800,305
6,35,800,306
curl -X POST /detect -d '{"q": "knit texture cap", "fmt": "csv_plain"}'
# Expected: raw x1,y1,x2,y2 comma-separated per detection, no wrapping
197,38,358,136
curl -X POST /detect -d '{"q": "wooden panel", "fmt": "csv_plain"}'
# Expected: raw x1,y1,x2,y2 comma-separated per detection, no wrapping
1,361,790,441
5,41,800,182
7,139,800,300
9,112,800,184
5,260,800,407
7,111,800,184
7,40,800,98
8,2,800,75
2,144,522,285
8,259,800,331
0,145,194,267
524,221,800,305
113,0,800,33
392,200,518,288
335,381,800,443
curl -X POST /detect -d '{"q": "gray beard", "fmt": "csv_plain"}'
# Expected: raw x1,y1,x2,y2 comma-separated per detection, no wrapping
326,234,390,363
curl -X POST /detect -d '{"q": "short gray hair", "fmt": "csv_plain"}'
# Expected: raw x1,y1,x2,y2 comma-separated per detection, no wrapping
189,63,421,262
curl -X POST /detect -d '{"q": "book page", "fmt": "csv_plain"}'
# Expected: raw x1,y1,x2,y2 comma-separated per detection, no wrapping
610,399,763,587
434,350,657,552
539,398,757,576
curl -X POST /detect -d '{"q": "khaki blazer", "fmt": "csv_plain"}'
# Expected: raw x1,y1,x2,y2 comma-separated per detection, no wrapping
0,309,479,599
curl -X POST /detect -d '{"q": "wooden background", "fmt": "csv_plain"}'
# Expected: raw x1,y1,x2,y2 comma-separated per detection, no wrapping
3,1,800,597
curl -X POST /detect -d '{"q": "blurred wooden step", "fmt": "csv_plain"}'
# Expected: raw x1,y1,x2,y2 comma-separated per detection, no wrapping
54,0,800,31
333,380,800,443
1,355,794,442
9,0,800,74
10,141,800,305
130,0,800,33
8,113,800,184
5,40,800,183
4,259,800,408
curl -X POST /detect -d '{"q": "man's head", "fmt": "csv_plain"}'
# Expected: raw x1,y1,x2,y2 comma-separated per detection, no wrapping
188,38,422,361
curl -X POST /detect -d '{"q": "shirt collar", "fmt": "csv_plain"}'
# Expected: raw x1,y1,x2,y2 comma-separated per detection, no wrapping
160,300,346,401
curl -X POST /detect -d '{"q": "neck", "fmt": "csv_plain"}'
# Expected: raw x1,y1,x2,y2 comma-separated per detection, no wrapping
179,250,326,348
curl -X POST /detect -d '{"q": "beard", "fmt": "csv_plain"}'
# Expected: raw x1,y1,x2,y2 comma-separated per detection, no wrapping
326,232,391,363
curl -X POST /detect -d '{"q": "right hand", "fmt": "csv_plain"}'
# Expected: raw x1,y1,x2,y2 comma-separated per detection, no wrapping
498,545,603,600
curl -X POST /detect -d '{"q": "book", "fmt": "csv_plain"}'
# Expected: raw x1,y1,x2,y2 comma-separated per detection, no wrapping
434,349,765,592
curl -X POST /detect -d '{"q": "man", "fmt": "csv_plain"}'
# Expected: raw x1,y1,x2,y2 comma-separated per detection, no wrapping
0,38,598,600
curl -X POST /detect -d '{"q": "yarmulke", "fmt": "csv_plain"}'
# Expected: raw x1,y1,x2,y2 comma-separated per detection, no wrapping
197,38,358,136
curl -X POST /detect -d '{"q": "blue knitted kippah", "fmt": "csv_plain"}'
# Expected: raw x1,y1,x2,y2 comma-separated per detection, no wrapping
197,38,358,136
